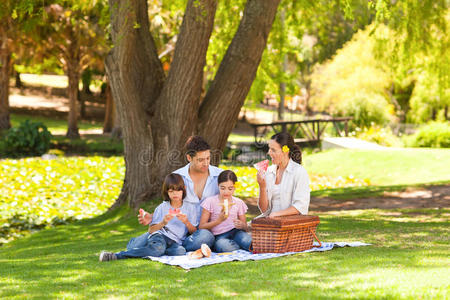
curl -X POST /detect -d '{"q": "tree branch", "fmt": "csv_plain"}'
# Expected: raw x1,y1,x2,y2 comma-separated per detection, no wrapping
198,0,281,150
154,0,217,149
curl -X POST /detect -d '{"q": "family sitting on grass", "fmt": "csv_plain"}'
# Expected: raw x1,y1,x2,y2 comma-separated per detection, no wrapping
100,133,310,262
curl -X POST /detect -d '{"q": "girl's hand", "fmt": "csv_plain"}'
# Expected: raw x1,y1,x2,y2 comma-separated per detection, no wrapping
256,170,266,188
163,214,174,225
233,219,247,230
217,211,227,223
176,213,188,224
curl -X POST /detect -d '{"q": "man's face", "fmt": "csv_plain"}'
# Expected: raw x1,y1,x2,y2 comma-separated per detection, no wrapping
187,150,210,173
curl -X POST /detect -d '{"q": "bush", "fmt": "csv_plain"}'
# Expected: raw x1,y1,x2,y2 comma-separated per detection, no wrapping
356,125,402,147
337,93,391,128
4,120,52,157
404,122,450,148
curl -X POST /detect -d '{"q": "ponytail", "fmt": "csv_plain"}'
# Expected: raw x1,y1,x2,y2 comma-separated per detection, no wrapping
270,132,302,165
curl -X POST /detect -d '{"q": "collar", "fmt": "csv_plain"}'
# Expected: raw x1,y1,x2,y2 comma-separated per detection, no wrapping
267,158,296,174
175,163,222,181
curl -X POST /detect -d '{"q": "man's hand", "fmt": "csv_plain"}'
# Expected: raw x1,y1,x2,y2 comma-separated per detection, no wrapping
138,209,153,225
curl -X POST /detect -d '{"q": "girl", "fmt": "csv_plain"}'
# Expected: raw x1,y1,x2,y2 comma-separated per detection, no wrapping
99,173,198,261
199,170,252,252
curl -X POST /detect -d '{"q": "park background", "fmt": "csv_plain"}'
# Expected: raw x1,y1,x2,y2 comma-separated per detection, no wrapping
0,0,449,299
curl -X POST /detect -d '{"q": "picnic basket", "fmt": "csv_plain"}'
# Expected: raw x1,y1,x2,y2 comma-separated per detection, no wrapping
251,215,321,253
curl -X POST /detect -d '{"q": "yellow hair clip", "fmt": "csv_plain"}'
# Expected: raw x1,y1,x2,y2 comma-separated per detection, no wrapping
282,145,290,153
234,182,241,189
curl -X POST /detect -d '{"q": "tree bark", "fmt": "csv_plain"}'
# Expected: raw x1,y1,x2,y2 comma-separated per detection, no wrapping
66,60,80,138
0,26,11,130
103,82,114,133
107,0,280,208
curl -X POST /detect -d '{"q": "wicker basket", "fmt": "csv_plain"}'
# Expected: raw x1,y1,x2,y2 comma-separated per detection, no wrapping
251,215,321,253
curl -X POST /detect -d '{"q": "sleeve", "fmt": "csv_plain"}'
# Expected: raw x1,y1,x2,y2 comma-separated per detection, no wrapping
291,168,311,215
236,198,248,215
187,203,199,227
200,197,213,213
257,172,272,216
151,203,164,225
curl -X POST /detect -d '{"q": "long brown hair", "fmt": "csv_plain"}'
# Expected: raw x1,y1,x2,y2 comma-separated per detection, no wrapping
271,132,302,164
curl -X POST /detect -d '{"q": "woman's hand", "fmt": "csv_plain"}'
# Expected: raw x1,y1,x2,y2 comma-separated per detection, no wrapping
233,219,247,230
256,170,266,188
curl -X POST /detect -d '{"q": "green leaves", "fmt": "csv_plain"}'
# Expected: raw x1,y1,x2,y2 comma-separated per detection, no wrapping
4,120,52,157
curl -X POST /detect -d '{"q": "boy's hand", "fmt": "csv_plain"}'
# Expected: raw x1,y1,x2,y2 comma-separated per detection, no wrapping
176,213,189,224
138,209,153,225
163,214,174,225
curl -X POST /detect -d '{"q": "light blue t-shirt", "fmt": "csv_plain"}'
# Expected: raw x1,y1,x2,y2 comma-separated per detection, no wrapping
173,164,223,222
151,201,199,244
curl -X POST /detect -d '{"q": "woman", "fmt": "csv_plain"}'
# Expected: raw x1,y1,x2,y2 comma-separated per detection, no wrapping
256,132,310,217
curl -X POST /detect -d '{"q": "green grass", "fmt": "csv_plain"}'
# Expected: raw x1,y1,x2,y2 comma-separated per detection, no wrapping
1,206,448,299
304,148,450,186
11,113,102,134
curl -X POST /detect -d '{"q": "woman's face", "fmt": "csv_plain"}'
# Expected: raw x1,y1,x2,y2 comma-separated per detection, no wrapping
218,180,235,199
268,139,288,166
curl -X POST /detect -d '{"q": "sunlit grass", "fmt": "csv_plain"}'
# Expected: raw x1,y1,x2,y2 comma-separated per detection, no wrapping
0,207,448,299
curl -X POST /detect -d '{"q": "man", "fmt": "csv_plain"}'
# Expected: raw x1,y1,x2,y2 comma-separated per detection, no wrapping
138,136,222,251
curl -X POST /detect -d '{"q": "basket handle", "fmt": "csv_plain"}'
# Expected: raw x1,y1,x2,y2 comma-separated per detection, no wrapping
309,228,322,248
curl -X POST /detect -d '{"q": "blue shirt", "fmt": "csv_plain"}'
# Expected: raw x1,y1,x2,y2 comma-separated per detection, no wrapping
151,201,199,244
173,163,223,223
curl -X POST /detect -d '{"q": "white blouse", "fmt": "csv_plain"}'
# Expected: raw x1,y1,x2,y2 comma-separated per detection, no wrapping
258,158,311,216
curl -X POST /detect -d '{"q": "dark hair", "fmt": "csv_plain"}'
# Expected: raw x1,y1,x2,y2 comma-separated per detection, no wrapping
218,170,238,184
161,173,186,202
185,135,211,157
271,132,302,164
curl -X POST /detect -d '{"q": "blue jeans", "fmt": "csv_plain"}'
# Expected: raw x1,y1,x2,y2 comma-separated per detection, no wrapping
115,232,186,259
213,228,252,252
182,229,215,251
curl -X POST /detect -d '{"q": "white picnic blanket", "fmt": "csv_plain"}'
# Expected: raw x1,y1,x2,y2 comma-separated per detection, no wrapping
144,241,371,270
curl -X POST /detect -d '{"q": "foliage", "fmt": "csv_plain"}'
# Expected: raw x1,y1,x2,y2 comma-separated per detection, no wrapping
353,125,402,147
0,156,123,244
404,122,450,148
3,120,52,157
0,206,449,298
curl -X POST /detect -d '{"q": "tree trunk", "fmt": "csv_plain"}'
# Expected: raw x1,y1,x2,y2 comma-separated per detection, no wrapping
103,83,114,133
0,28,11,130
107,0,280,208
198,0,281,152
66,61,80,138
15,70,22,88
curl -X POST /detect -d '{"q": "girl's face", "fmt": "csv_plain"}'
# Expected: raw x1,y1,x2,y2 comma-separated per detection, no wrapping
268,139,288,166
168,188,183,202
218,180,235,199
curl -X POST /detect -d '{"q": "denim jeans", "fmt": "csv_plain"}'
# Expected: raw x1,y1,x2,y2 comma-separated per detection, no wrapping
213,228,252,252
182,229,215,251
115,232,186,259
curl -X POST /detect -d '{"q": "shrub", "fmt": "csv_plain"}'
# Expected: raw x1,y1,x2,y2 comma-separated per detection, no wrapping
404,122,450,148
4,120,52,157
336,93,391,128
356,125,402,147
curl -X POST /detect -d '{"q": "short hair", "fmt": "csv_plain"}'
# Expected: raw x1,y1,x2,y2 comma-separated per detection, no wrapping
185,135,210,157
218,170,238,184
161,173,186,201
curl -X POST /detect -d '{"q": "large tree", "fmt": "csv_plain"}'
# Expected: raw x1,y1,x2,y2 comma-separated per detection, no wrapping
106,0,280,208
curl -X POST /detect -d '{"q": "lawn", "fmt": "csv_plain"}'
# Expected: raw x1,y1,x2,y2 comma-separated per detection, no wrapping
0,206,448,299
305,148,450,186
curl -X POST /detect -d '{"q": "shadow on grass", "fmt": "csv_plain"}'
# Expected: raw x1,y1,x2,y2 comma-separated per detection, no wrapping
1,205,448,299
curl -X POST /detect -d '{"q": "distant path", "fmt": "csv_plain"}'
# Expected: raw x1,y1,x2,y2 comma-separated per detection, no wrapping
244,184,450,214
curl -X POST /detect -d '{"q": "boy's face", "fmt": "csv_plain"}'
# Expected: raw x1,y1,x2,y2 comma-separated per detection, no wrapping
167,189,183,202
187,150,210,173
